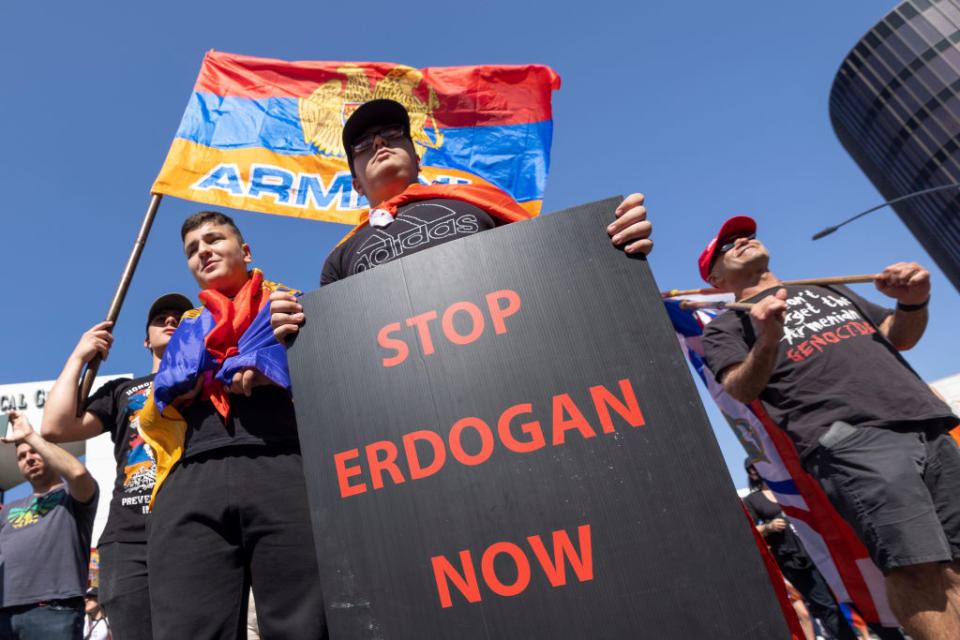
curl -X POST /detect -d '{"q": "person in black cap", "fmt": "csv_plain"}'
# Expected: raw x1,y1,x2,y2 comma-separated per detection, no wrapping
743,461,858,640
699,215,959,640
269,98,654,336
41,293,194,640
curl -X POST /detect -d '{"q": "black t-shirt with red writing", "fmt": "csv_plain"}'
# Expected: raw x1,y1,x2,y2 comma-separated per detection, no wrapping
321,198,501,285
85,375,156,544
702,285,955,461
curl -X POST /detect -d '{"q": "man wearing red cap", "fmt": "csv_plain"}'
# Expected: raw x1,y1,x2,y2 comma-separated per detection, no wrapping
270,99,653,334
699,216,960,640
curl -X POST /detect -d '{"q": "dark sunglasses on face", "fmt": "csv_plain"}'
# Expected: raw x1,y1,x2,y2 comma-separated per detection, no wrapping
718,232,756,253
351,125,406,155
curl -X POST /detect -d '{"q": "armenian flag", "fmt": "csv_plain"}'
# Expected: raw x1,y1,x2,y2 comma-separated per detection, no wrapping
139,270,299,507
153,51,561,225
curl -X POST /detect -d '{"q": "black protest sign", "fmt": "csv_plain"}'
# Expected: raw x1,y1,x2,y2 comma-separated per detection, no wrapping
288,198,790,639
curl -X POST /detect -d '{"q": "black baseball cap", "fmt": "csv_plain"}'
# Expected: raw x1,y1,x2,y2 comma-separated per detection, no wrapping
146,293,193,334
342,99,412,176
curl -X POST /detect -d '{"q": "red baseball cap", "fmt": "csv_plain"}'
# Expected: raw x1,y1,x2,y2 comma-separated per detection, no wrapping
697,216,757,283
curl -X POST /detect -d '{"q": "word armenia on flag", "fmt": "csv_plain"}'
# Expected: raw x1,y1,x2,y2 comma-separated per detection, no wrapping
152,51,561,226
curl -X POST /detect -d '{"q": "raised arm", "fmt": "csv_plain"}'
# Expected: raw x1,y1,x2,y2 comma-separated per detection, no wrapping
873,262,930,350
41,322,111,442
718,289,787,404
5,411,96,503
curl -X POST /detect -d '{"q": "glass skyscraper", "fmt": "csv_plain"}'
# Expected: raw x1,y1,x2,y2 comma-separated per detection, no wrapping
830,0,960,291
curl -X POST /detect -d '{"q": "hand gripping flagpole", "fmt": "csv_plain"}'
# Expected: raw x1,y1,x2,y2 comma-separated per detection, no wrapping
76,193,163,416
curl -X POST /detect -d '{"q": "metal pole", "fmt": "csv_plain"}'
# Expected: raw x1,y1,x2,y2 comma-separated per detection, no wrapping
76,193,163,415
812,181,960,240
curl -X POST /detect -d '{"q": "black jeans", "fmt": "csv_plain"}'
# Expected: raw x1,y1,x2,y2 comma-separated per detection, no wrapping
148,447,327,639
0,600,84,640
781,563,857,640
98,540,152,640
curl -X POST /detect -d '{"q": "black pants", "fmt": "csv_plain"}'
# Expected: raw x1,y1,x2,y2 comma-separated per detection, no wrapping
99,541,152,640
148,447,327,639
0,600,84,640
781,563,857,640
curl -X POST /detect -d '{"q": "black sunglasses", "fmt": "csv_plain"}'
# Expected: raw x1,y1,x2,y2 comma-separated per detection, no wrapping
718,232,756,253
351,125,407,155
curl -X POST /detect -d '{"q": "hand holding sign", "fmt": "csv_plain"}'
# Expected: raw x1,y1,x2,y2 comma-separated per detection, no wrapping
270,291,303,342
608,193,653,255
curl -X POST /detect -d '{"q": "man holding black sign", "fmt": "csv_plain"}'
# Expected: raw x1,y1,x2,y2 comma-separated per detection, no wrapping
270,99,653,334
700,216,960,640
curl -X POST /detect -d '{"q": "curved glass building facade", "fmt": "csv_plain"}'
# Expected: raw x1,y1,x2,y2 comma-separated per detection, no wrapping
830,0,960,291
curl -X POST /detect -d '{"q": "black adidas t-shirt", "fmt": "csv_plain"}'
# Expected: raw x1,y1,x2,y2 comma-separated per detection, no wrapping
86,375,156,544
703,284,955,461
321,198,500,285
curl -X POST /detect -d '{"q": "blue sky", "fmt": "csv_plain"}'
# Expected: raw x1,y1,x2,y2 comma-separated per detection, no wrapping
2,1,955,501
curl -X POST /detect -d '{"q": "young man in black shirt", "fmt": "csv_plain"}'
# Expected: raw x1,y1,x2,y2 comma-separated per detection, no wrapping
140,211,325,640
270,99,654,334
699,215,960,640
42,293,193,640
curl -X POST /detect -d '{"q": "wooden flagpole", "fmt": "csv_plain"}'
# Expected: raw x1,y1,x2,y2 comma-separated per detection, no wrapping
661,274,877,298
678,300,754,311
76,193,163,415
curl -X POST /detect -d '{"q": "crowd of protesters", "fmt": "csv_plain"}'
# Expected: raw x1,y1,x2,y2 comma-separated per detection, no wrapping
0,99,955,640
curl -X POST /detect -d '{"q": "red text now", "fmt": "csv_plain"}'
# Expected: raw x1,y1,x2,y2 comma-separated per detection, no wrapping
430,524,594,608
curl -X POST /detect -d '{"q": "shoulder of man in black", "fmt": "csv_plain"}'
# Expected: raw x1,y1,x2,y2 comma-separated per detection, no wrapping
701,308,756,379
321,239,350,286
85,374,152,440
84,376,136,429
